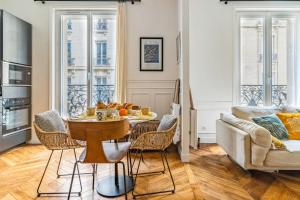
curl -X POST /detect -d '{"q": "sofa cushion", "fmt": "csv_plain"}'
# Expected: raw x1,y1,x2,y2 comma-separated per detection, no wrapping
252,114,288,140
35,110,66,133
221,113,271,148
157,114,177,131
277,113,300,140
282,140,300,152
265,149,300,167
232,106,282,121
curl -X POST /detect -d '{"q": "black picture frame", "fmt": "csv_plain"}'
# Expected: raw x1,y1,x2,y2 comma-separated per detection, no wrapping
140,37,164,71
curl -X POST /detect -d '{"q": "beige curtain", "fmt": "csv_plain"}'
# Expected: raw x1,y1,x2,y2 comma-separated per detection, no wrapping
116,3,127,103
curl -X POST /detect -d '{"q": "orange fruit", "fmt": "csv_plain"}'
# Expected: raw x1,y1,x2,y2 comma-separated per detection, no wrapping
119,109,128,116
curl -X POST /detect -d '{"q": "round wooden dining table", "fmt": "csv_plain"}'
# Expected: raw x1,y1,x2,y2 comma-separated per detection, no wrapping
66,112,157,198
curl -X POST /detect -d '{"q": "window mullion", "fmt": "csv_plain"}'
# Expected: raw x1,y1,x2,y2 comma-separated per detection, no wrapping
87,12,92,107
264,14,273,106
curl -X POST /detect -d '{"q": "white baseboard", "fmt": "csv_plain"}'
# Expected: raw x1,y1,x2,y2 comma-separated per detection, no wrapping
198,133,216,143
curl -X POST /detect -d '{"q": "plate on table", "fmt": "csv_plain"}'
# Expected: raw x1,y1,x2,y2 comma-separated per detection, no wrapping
127,112,157,121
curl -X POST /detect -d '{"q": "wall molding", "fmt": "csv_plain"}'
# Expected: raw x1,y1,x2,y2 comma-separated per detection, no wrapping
196,101,232,134
195,101,231,144
127,80,176,89
127,80,176,119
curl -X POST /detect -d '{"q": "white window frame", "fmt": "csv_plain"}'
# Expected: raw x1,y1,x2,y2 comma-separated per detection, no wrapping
51,8,117,115
234,10,300,107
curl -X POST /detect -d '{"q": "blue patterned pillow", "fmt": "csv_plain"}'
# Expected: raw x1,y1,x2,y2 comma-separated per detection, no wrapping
252,114,288,140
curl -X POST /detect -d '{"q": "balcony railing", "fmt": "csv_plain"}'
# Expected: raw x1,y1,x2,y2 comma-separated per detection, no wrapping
240,85,287,106
67,84,115,116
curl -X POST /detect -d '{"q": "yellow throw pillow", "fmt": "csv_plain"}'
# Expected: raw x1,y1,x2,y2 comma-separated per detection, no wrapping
271,136,286,149
276,113,300,140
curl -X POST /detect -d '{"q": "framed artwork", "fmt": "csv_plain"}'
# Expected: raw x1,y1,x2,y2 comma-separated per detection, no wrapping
176,32,181,64
140,37,163,71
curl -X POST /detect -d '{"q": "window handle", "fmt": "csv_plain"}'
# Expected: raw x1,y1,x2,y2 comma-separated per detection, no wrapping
87,72,91,81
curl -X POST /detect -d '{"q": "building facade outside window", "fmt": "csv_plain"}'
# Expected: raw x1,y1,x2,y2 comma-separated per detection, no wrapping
67,40,72,65
57,11,117,116
97,19,108,31
96,41,108,65
96,76,107,85
67,19,72,30
237,12,299,107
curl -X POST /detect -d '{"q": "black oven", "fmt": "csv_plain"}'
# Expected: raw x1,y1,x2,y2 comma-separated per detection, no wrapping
1,61,32,86
2,86,31,135
0,10,32,152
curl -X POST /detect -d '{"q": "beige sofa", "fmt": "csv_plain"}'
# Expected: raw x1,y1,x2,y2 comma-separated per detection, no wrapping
216,106,300,171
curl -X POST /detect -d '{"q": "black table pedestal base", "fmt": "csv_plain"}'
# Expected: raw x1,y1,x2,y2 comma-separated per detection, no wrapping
97,176,134,197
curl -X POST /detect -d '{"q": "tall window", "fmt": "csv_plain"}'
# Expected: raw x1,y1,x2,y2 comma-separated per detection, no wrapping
96,41,108,65
238,12,298,107
56,11,117,116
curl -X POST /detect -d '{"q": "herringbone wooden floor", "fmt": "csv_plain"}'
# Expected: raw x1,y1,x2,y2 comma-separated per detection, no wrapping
0,144,299,200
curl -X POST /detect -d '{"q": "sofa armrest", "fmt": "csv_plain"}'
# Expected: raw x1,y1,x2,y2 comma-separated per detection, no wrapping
216,120,251,169
217,115,272,167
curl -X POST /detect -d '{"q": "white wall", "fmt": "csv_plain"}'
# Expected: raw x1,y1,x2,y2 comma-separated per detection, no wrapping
189,0,233,143
126,0,178,81
0,0,178,143
126,0,179,120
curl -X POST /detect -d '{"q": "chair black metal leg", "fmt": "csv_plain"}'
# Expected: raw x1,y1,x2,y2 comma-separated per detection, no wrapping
141,153,145,164
131,150,139,170
163,151,175,193
132,150,176,198
132,151,166,176
67,161,78,200
92,164,95,190
128,151,133,177
37,150,54,196
119,161,128,200
73,149,82,193
126,153,130,177
56,149,93,177
161,151,166,174
133,151,143,185
37,150,81,197
132,151,143,199
56,150,64,178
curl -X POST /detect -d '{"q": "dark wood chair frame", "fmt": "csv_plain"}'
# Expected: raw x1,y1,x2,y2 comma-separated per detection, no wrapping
67,119,131,200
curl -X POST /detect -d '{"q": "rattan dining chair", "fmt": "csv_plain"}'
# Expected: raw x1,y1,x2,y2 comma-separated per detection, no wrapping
67,119,131,200
129,120,160,141
34,122,84,197
130,115,178,199
34,111,93,197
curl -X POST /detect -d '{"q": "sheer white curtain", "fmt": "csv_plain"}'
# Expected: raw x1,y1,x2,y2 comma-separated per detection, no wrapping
116,3,127,103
